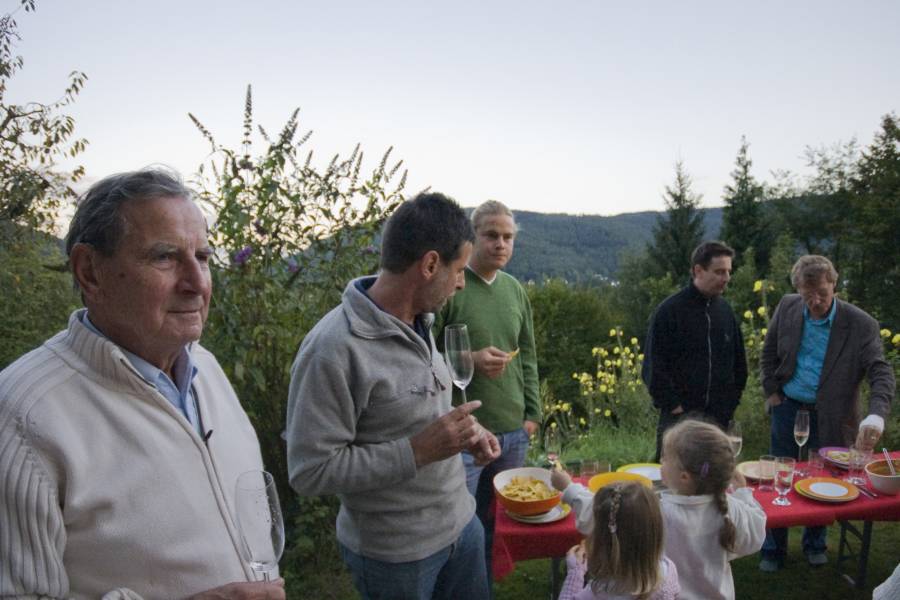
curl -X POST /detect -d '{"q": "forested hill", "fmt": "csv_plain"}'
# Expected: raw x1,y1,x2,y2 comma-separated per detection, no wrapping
503,207,722,283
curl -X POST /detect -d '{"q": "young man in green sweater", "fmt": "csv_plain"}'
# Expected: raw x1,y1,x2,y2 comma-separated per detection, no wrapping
434,200,541,582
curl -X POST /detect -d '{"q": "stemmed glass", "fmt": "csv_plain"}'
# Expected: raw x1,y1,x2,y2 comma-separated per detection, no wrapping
235,470,285,581
773,457,796,506
444,324,475,404
727,420,743,458
544,426,561,467
794,410,810,475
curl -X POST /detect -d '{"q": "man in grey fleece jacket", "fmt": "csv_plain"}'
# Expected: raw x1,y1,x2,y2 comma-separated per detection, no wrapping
287,192,501,600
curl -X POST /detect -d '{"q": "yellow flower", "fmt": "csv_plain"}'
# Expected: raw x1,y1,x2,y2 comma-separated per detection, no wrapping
630,337,639,346
613,347,621,354
744,310,753,320
761,328,767,336
594,408,601,414
747,339,754,347
600,348,608,357
757,306,767,317
562,403,571,412
550,421,557,429
893,333,900,346
638,353,644,361
579,418,586,426
609,328,617,337
599,384,608,393
753,280,763,292
604,409,612,417
572,372,579,379
604,360,611,367
880,328,891,339
615,359,622,367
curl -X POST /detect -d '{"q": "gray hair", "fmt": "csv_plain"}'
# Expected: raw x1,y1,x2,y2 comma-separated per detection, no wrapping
790,255,838,289
65,168,195,290
471,199,517,232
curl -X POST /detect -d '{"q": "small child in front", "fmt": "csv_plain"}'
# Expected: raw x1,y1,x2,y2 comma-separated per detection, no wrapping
556,482,679,600
659,419,766,599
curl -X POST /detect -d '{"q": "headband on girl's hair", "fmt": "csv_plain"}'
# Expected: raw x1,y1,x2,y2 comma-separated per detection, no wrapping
700,461,710,479
608,485,623,534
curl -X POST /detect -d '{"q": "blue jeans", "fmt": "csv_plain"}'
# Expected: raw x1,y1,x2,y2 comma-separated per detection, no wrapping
462,427,530,584
761,398,828,562
340,515,489,600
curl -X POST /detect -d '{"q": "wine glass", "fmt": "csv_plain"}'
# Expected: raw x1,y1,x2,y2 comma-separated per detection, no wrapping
544,426,561,467
444,324,475,404
794,409,810,474
727,420,743,458
235,470,285,581
773,457,796,506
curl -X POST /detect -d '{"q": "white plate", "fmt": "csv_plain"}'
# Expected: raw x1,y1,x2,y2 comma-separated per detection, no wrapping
506,503,570,524
809,481,851,498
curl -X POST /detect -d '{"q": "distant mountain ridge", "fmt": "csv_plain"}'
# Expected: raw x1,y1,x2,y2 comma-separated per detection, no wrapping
500,207,723,283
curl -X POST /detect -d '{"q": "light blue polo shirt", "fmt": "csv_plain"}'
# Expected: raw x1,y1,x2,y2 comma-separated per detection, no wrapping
782,299,838,403
82,313,202,433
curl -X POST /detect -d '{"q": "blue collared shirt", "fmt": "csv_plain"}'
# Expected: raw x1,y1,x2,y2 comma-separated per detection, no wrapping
782,299,838,403
82,313,202,433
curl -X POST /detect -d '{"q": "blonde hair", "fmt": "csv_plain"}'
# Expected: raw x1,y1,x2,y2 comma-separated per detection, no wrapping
662,419,737,551
470,199,517,232
587,482,664,598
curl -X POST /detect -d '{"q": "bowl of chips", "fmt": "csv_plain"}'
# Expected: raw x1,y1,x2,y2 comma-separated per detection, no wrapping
494,467,561,516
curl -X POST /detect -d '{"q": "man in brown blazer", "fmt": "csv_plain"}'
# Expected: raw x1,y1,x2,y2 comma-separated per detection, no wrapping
759,255,895,571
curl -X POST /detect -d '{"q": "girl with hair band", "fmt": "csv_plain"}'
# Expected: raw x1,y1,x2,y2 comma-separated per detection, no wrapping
555,481,679,600
659,419,767,599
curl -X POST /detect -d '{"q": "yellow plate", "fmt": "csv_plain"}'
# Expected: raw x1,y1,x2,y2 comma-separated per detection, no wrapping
588,471,653,493
794,477,859,503
616,463,662,481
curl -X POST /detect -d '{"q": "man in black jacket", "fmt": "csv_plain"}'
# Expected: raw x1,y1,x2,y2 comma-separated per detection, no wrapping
642,241,748,461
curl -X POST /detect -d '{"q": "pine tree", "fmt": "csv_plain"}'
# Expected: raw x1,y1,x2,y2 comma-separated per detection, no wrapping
646,160,706,281
721,136,771,273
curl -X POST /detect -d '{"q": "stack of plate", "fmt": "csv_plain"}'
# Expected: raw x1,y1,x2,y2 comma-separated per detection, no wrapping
794,477,859,503
819,447,850,469
505,503,571,524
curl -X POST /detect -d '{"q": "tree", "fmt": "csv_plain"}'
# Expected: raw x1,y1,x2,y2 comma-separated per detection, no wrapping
721,136,772,273
0,0,87,238
847,113,900,326
646,160,706,281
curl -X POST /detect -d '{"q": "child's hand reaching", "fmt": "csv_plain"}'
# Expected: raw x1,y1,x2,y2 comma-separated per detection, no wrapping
565,541,587,570
550,463,572,491
730,469,747,489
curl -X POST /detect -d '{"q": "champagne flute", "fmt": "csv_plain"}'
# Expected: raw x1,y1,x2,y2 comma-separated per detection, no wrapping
773,457,795,506
794,409,810,475
444,324,474,404
727,420,743,458
544,426,560,467
235,470,285,581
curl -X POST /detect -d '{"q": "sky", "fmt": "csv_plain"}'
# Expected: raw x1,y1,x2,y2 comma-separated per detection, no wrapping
8,1,900,216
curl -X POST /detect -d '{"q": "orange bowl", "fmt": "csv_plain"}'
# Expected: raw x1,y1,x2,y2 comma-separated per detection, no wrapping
588,471,653,493
493,467,561,516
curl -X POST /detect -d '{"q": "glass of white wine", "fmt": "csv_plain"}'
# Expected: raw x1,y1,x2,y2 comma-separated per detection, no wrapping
794,409,810,476
235,470,284,581
773,457,796,506
727,420,743,458
444,324,474,404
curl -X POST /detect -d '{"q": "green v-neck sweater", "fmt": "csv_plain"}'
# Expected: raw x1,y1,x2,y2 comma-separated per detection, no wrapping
434,268,541,432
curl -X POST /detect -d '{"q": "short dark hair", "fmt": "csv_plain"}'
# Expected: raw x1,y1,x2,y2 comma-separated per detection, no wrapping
380,192,474,273
65,167,194,258
691,240,735,270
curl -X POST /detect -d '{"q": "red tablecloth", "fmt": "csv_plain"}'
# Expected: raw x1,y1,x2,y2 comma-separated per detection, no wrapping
492,454,900,581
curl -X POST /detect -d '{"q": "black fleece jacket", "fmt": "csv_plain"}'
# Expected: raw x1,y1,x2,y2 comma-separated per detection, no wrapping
641,282,748,424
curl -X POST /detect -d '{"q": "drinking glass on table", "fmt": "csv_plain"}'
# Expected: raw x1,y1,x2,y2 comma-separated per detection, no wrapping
846,445,871,486
758,455,776,492
773,457,796,506
580,459,610,480
444,324,475,404
235,470,284,581
544,426,561,467
807,447,825,477
727,420,743,458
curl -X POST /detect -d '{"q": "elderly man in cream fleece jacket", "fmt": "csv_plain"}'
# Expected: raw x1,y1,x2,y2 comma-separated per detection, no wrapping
0,169,284,600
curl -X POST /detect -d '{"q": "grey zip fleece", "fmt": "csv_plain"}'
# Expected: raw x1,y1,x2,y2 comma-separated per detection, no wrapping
287,277,475,562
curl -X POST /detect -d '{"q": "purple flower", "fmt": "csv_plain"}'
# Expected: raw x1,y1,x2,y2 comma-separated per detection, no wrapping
286,258,299,273
363,244,379,255
232,245,253,266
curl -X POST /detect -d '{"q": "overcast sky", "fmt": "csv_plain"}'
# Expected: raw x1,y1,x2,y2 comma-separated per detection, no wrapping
8,1,899,215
